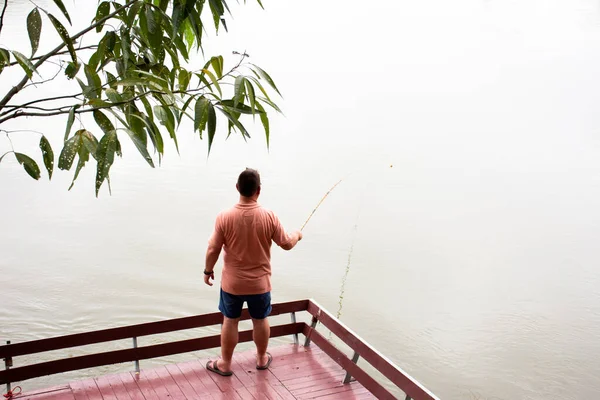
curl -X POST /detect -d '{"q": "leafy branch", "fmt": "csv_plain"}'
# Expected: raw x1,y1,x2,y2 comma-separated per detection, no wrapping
0,0,283,197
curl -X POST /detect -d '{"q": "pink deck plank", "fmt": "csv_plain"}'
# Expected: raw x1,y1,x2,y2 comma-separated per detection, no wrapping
176,361,216,399
116,372,147,400
165,363,205,399
15,344,377,400
105,374,134,400
94,376,118,400
68,380,90,400
153,366,187,400
18,386,75,400
137,368,172,399
78,378,102,400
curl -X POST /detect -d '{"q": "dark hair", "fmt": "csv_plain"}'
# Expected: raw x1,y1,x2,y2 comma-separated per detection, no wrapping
237,168,261,197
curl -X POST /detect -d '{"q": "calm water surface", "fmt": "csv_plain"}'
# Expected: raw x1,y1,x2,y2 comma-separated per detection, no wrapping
2,1,600,399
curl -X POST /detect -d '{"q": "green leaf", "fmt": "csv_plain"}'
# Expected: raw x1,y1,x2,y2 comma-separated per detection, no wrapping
245,79,256,115
219,100,264,115
257,96,283,114
140,5,163,59
95,131,119,196
105,88,123,103
123,128,155,167
208,0,225,32
194,96,210,135
210,56,223,78
0,48,10,73
81,130,99,157
217,107,250,139
126,1,144,28
178,68,191,91
182,19,195,50
139,95,154,120
15,153,41,180
93,110,115,134
69,145,89,191
47,14,77,65
58,134,81,170
143,115,163,158
105,31,117,52
88,99,111,108
84,64,102,99
250,63,282,97
65,61,80,79
106,71,118,88
207,102,217,155
120,27,131,72
66,130,98,190
246,75,272,102
173,36,189,61
95,2,110,32
256,102,269,149
51,0,72,24
154,105,178,152
177,95,195,126
64,106,76,141
199,69,222,97
234,75,246,108
39,136,54,179
11,51,36,79
171,1,184,38
27,8,42,56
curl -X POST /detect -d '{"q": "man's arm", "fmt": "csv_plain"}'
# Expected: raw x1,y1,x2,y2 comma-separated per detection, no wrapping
204,245,221,286
280,230,303,251
204,215,224,286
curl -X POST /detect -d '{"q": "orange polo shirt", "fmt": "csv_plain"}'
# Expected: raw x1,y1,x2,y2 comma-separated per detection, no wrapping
208,201,292,295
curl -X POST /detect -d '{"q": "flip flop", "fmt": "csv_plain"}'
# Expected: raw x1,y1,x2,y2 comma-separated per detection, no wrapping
256,352,273,370
206,360,233,377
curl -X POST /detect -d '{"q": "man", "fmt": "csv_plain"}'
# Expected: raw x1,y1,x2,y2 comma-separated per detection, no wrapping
203,168,303,376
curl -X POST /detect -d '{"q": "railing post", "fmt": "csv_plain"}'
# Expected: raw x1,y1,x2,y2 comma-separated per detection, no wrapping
290,312,299,345
304,314,319,347
342,351,360,383
4,340,12,394
132,337,140,374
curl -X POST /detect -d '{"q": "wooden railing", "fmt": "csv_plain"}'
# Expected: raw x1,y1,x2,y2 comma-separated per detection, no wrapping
0,299,439,400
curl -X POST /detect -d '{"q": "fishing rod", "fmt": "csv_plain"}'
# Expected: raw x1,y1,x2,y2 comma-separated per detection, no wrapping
300,164,393,231
300,178,344,231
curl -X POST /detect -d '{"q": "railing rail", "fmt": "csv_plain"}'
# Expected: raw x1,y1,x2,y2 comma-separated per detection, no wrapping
0,300,308,359
0,298,438,400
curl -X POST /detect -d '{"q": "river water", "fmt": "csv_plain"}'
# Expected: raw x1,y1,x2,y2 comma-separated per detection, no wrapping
2,1,600,399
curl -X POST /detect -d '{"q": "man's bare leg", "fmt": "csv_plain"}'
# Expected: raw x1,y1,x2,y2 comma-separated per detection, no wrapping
217,317,240,372
252,317,270,366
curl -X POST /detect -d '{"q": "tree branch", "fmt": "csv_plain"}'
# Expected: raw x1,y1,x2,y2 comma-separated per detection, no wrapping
5,45,98,68
0,0,8,38
0,0,137,113
22,62,64,89
2,93,84,114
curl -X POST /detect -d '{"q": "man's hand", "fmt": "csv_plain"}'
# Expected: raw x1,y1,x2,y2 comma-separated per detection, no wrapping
204,271,214,286
297,230,303,241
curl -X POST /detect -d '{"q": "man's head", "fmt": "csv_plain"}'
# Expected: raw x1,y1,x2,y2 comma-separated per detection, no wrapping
236,168,261,199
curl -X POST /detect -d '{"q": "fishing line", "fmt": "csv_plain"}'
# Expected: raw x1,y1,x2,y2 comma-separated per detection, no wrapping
299,164,392,323
335,195,364,320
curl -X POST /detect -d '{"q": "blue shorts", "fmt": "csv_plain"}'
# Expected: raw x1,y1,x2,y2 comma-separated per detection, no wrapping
219,288,272,320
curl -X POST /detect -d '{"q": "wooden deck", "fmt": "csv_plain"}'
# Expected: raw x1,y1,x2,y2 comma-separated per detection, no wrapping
13,344,375,400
